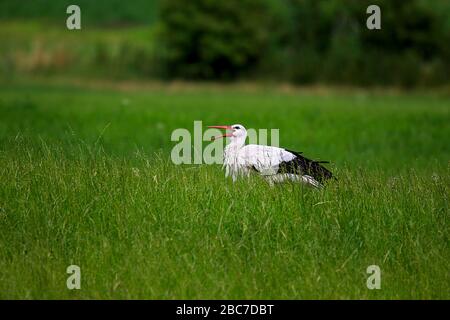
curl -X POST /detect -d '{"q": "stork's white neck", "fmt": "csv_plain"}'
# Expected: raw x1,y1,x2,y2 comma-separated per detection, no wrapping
225,135,246,154
223,134,247,181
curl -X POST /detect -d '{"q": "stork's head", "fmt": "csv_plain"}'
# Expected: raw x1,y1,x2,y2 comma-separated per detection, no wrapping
208,124,247,141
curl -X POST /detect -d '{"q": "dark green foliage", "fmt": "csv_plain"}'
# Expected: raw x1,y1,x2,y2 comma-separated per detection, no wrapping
157,0,276,79
276,0,450,86
0,0,159,26
157,0,450,86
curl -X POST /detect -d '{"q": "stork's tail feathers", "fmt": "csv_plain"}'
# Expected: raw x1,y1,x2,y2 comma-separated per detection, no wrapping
283,149,334,183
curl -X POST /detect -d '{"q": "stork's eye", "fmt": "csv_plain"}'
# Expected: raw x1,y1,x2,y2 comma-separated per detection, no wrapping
233,126,240,130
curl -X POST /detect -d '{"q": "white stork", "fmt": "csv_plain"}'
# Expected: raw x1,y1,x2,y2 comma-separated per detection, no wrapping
208,124,333,188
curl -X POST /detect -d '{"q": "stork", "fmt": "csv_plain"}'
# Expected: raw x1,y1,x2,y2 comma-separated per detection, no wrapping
208,124,333,188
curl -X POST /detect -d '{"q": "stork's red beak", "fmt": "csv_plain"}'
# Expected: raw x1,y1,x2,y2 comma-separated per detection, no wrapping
208,125,233,141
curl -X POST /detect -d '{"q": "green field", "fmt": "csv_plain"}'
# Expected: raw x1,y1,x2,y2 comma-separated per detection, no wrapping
0,81,449,299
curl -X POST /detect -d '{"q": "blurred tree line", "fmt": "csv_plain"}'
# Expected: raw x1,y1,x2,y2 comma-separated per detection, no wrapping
158,0,450,86
1,0,449,86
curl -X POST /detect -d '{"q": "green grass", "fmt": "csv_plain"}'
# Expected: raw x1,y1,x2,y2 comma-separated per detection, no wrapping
0,81,449,299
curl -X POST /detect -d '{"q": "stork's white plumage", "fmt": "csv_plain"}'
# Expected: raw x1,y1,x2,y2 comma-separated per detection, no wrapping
209,124,333,188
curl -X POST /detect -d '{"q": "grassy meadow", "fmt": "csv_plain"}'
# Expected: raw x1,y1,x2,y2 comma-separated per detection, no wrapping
0,80,449,299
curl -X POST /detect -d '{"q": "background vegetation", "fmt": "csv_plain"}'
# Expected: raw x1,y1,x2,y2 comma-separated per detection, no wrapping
1,0,449,86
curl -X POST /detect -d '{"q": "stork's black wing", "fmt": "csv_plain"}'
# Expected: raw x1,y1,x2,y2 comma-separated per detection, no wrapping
278,149,334,183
